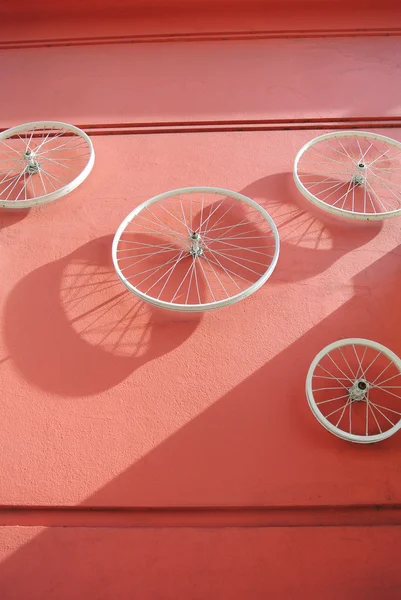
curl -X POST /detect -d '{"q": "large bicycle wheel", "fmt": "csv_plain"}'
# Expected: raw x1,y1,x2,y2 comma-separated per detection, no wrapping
0,121,94,208
294,131,401,220
306,338,401,443
112,187,280,311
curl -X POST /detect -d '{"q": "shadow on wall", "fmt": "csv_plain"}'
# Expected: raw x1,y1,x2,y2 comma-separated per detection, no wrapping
240,172,383,282
2,174,382,396
2,234,202,396
0,207,29,230
1,246,401,599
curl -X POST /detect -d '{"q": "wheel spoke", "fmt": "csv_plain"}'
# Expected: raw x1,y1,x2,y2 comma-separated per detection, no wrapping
128,219,188,242
197,257,216,302
118,240,177,250
0,139,23,156
139,208,188,239
375,371,401,387
368,399,382,434
122,252,182,276
327,352,354,384
38,169,48,195
193,259,201,303
41,156,72,170
157,201,192,233
312,179,348,197
353,344,366,379
368,401,401,417
202,254,230,298
312,375,350,381
310,145,350,166
313,386,346,392
368,402,396,427
197,196,231,233
369,359,393,385
360,351,381,380
40,169,58,191
338,347,356,379
204,236,274,256
316,393,349,406
143,251,186,294
208,249,271,268
371,384,401,401
156,252,187,300
4,170,25,200
185,260,196,304
314,364,349,389
117,247,178,271
171,258,196,303
337,139,355,161
207,248,265,277
203,248,248,287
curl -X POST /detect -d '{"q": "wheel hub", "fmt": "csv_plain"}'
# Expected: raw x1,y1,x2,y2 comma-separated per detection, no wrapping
352,162,366,186
348,379,369,401
189,232,203,257
23,149,40,174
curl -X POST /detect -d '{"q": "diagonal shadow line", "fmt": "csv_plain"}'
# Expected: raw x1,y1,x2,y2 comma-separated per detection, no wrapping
1,246,401,598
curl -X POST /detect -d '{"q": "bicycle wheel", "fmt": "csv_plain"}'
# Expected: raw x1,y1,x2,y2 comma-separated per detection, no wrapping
0,121,94,208
112,187,280,311
294,131,401,220
306,338,401,443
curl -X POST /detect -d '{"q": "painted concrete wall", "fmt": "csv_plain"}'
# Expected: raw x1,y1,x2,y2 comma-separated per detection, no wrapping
1,3,401,598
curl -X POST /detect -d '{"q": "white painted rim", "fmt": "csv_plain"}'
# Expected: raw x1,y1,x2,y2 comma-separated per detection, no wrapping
294,130,401,221
306,338,401,443
112,186,280,312
0,121,95,208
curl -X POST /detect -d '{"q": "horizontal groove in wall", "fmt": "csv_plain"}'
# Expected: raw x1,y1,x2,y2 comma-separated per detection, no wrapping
1,504,401,528
1,117,395,137
1,27,401,49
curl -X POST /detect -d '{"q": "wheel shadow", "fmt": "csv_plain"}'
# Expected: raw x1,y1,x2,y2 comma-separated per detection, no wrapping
3,234,202,396
1,247,401,599
239,173,383,282
0,207,30,230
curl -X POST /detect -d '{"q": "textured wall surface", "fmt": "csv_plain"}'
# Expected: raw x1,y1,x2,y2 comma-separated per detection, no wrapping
1,3,401,598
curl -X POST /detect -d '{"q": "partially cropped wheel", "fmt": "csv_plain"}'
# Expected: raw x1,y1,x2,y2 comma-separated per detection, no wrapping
0,121,94,208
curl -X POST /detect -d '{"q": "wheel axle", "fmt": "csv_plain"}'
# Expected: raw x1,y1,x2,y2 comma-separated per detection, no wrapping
189,232,203,257
348,379,369,401
23,149,40,174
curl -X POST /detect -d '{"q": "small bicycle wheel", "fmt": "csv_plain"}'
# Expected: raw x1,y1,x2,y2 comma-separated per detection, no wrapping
294,131,401,220
306,338,401,443
0,121,94,208
112,187,280,311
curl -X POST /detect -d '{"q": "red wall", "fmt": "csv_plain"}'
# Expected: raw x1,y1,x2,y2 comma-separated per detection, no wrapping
1,3,401,598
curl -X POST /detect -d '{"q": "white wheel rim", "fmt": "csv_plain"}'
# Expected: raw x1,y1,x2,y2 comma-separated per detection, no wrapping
112,187,280,312
306,338,401,443
294,131,401,220
0,121,94,208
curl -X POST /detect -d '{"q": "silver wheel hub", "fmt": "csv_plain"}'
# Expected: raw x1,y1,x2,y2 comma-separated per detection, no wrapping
189,232,203,257
348,379,369,401
352,162,366,186
23,149,40,174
